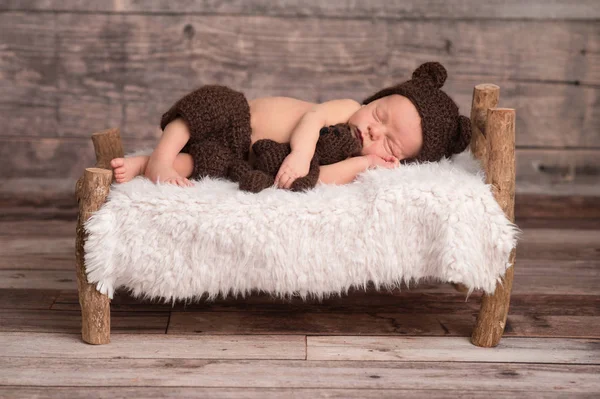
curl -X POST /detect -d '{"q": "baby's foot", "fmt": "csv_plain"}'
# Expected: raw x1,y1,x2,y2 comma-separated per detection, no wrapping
110,156,149,184
144,157,193,187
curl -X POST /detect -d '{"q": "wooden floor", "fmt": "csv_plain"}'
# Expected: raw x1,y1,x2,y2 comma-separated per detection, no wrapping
1,209,599,398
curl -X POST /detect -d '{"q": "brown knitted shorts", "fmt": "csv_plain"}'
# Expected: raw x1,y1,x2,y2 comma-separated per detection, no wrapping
160,84,253,180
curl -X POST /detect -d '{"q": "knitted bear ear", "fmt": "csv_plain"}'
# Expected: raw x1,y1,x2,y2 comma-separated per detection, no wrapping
412,62,447,89
451,115,472,154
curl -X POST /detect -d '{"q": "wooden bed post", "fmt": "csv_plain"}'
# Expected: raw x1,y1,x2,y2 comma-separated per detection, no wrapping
452,84,498,295
468,84,517,347
469,84,499,173
74,128,124,344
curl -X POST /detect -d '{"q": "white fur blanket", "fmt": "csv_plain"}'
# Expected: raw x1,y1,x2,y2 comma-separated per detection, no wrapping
83,148,522,304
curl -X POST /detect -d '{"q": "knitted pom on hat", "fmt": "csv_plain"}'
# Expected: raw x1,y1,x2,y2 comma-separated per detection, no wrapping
412,61,447,89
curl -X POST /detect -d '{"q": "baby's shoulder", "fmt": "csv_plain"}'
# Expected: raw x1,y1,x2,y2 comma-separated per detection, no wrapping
310,98,362,125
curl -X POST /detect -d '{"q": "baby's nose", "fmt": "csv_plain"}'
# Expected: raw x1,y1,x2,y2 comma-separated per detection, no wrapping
369,127,380,138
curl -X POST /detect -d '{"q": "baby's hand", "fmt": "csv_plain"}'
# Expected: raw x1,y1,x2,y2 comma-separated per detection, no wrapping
366,154,399,169
275,151,312,189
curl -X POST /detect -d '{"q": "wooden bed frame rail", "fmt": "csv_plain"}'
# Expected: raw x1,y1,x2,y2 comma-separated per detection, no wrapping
75,84,516,347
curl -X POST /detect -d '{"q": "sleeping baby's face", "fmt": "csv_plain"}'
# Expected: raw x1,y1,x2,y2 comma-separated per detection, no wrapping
347,94,423,162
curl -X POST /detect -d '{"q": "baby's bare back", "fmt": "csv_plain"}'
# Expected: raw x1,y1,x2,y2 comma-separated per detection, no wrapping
248,96,316,165
247,95,362,168
249,97,316,143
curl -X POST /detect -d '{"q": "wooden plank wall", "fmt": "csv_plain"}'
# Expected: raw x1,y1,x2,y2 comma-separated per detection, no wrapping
0,0,599,204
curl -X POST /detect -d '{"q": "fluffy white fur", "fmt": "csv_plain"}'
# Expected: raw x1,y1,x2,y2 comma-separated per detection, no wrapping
83,148,522,305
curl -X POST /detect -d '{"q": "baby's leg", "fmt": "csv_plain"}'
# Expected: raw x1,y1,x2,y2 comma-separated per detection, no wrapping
110,153,194,187
145,120,193,186
173,153,194,179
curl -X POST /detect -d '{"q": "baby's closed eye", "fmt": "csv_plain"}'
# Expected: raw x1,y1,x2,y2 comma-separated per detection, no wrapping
383,139,394,156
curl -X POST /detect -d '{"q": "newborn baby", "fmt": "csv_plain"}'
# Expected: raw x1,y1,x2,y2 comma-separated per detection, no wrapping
111,61,471,190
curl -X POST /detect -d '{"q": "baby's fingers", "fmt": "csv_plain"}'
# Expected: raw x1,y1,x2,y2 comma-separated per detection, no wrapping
280,173,293,189
274,166,286,187
275,166,293,188
284,175,297,189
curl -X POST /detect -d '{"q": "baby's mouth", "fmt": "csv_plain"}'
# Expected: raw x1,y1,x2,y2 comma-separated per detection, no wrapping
354,126,363,147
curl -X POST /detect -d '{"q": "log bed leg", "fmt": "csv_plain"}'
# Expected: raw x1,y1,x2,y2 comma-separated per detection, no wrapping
469,84,499,174
75,168,113,344
471,107,517,347
452,84,501,296
74,127,124,344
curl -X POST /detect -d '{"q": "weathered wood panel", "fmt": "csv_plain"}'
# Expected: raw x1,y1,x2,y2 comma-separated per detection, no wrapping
0,137,153,179
3,291,599,337
1,0,599,20
0,332,306,360
306,336,600,363
0,12,598,143
515,217,600,230
0,289,59,309
0,270,77,290
48,291,600,317
516,150,600,197
0,309,169,333
517,228,600,255
0,237,73,270
1,357,598,391
0,388,593,399
515,198,600,222
0,220,75,237
1,332,597,364
165,310,600,338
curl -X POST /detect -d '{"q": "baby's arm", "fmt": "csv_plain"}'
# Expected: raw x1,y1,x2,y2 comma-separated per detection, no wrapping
290,99,362,158
318,153,399,185
319,156,369,185
276,99,363,189
289,111,324,158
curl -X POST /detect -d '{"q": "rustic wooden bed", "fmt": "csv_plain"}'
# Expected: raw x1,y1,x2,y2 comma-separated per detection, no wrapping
75,83,516,348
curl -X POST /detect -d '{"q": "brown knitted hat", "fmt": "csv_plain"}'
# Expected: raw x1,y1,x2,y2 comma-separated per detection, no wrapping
362,61,472,164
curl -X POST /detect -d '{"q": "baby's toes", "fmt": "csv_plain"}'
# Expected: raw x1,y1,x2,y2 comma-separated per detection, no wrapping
177,177,192,187
169,177,185,187
110,158,124,168
113,164,126,174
